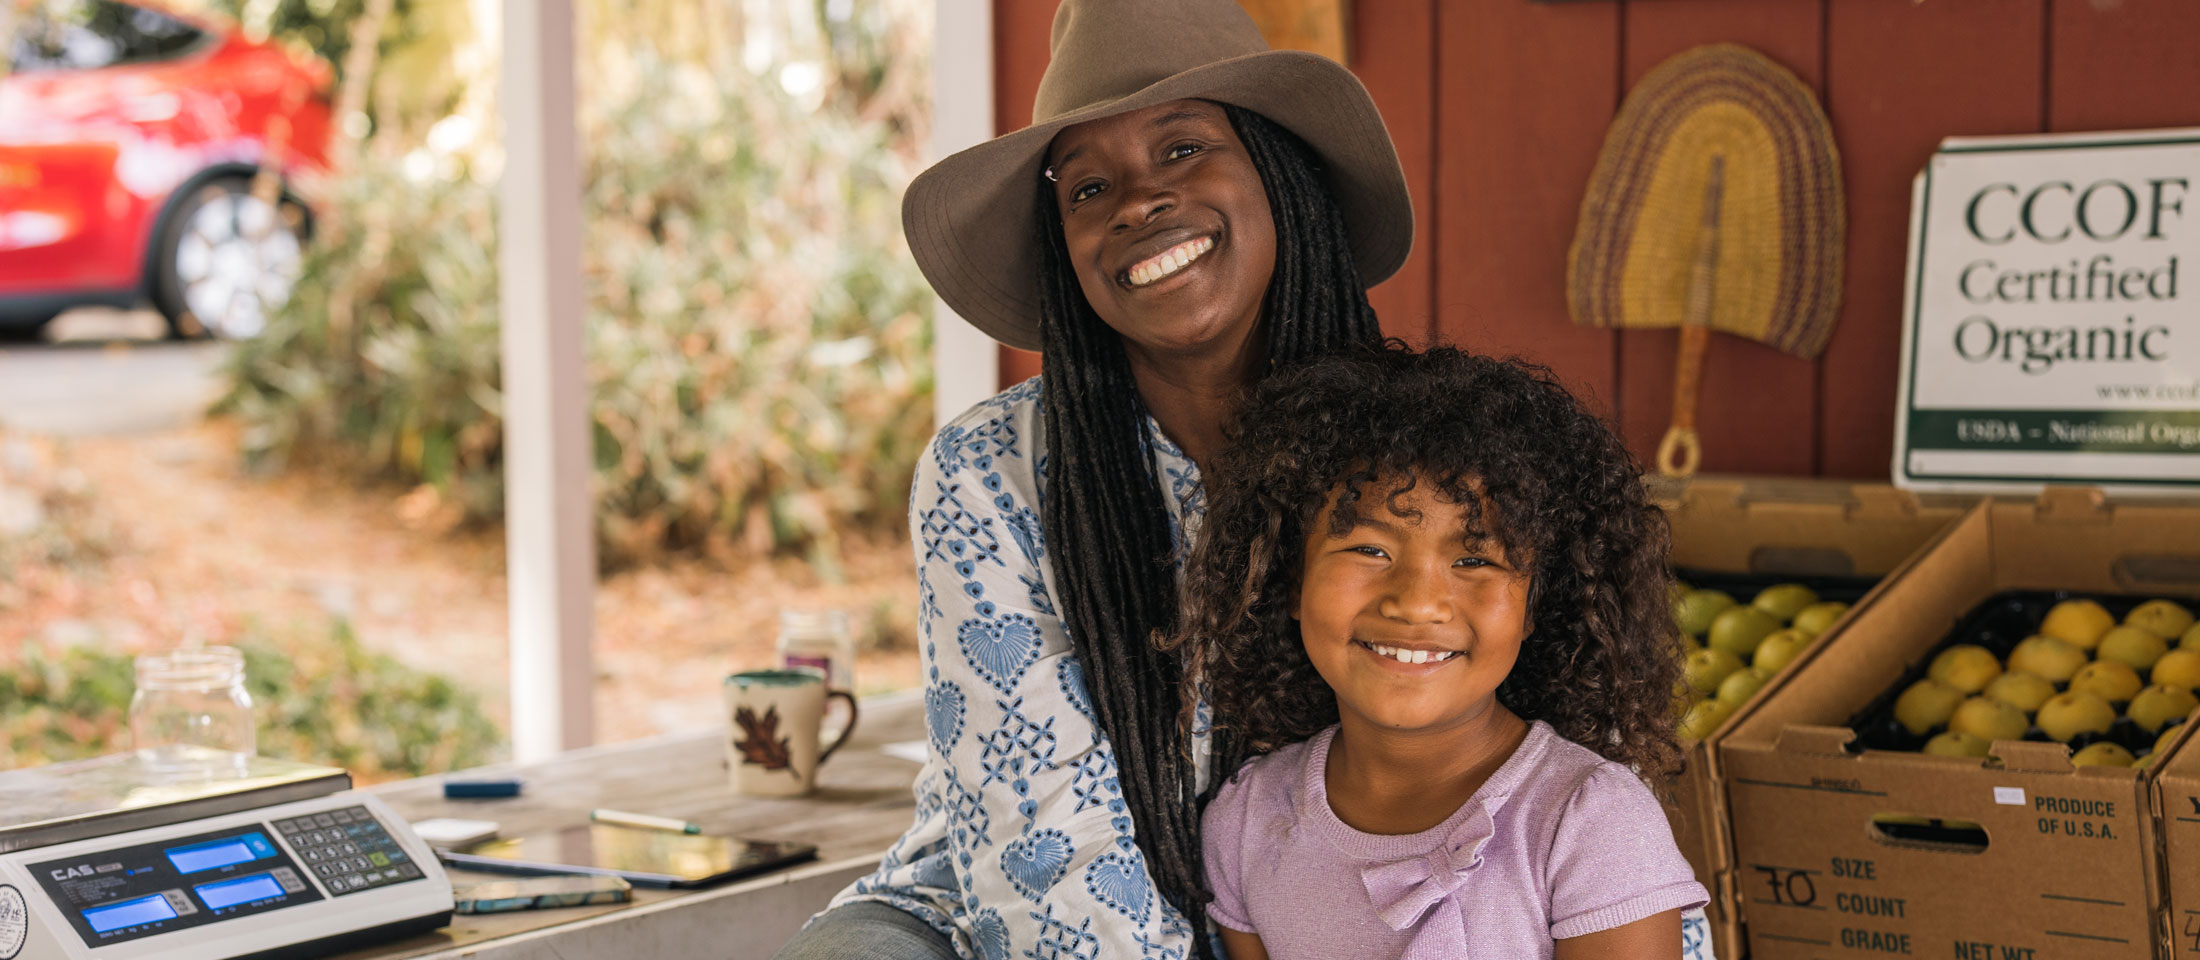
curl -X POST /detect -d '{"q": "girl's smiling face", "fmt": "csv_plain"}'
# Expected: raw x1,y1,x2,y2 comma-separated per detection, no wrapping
1295,478,1531,735
1044,99,1276,357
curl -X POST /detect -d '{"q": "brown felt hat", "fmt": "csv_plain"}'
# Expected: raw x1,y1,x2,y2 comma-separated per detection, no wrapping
903,0,1414,352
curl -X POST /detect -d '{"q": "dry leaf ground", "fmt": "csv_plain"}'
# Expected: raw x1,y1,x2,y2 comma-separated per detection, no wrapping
12,418,921,749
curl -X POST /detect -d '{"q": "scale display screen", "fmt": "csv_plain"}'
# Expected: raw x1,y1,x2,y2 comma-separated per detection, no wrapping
34,822,322,947
195,872,286,910
82,894,179,934
166,833,274,874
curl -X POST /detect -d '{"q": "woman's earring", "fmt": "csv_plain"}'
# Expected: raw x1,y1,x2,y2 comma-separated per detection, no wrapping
1042,165,1059,183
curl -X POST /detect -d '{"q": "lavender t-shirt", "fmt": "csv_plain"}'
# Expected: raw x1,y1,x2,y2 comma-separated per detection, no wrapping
1203,722,1708,960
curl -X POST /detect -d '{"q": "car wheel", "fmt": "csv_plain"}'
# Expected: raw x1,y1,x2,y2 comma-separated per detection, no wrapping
0,314,54,343
153,177,309,339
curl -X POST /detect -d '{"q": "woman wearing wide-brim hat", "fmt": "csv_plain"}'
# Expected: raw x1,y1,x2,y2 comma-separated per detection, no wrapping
774,1,1409,957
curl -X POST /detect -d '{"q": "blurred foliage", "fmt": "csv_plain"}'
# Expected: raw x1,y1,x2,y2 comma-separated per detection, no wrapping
0,625,502,781
215,0,934,573
0,433,114,576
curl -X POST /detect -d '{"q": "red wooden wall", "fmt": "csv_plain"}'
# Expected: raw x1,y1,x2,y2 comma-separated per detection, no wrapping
988,0,2200,479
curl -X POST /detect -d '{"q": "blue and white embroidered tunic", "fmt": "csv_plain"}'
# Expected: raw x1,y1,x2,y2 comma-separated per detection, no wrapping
827,377,1211,960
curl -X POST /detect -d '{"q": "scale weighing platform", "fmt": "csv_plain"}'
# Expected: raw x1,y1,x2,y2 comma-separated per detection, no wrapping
0,750,453,960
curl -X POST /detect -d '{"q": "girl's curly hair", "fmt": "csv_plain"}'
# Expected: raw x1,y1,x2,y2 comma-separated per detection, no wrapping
1165,341,1684,780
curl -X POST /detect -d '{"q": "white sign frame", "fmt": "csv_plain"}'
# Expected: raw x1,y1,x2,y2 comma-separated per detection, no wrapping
1893,127,2200,494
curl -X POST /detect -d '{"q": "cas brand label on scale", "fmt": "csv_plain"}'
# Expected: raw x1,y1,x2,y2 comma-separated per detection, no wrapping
1894,128,2200,493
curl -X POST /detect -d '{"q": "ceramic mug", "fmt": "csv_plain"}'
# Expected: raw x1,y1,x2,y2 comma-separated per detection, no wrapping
724,668,858,796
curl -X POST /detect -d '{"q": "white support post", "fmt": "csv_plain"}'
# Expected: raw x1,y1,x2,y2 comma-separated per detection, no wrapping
930,0,1001,427
499,0,596,761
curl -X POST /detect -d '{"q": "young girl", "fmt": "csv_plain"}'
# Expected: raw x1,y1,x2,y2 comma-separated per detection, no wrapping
1167,343,1706,960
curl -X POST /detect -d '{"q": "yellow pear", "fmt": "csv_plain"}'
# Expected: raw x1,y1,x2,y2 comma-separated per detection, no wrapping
2098,626,2170,672
1922,731,1991,758
1679,697,1735,740
1752,583,1820,622
1717,667,1771,709
2136,752,2159,770
1983,671,2057,713
2007,635,2087,683
1928,644,2003,694
2041,599,2116,650
2154,650,2200,691
2036,691,2117,742
2127,599,2196,639
1752,629,1812,675
2155,722,2185,755
1684,647,1746,696
1790,601,1850,637
2183,621,2200,651
2071,742,2136,768
2069,660,2144,703
1674,589,1736,637
1948,696,2029,742
2127,685,2200,733
1893,679,1967,736
1708,606,1782,659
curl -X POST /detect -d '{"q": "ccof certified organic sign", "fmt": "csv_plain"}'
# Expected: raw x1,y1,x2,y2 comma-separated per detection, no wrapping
1895,128,2200,492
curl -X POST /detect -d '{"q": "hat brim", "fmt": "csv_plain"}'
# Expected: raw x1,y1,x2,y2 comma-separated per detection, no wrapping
903,49,1414,352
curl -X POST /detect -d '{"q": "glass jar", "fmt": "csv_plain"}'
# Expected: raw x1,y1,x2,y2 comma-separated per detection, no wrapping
776,607,855,692
130,646,255,777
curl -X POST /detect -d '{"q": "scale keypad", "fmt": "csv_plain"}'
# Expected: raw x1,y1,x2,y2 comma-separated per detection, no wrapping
272,806,421,895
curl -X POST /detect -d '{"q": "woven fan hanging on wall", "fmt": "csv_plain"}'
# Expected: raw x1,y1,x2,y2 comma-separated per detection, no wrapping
1567,43,1845,477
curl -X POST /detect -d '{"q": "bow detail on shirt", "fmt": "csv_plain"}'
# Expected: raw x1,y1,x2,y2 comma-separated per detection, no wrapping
1359,797,1501,960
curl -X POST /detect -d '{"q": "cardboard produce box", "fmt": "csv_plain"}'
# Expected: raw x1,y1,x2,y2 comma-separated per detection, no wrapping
2148,703,2200,957
1649,477,1970,960
1723,490,2200,959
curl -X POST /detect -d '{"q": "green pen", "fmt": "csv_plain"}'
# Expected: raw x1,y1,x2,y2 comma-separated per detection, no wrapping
589,808,702,834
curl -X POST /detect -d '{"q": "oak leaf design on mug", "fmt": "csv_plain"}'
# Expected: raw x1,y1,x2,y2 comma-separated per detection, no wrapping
734,705,793,770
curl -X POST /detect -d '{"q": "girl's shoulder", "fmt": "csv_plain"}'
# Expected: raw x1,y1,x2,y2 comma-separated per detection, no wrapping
1507,722,1655,809
1208,730,1328,821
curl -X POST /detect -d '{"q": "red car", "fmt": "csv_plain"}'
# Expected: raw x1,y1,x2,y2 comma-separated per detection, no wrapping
0,0,333,338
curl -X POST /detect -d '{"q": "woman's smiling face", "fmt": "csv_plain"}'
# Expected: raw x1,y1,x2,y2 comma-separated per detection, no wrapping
1045,99,1276,357
1295,478,1532,735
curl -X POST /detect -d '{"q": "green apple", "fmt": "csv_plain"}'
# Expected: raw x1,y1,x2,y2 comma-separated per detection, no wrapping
1922,731,1991,758
1708,606,1782,659
1790,601,1850,637
2041,599,2115,650
2007,635,2087,683
1893,679,1966,736
1679,697,1735,740
1717,666,1770,709
1752,629,1812,675
1983,670,2056,713
1674,589,1736,637
1753,583,1820,622
2126,598,2195,639
2036,691,2117,742
2098,626,2170,672
2069,659,2144,703
1927,644,2003,694
1684,647,1747,696
2127,685,2200,733
2072,742,2136,768
1948,696,2028,743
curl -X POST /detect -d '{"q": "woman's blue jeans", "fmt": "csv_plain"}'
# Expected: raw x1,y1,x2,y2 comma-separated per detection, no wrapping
771,900,960,960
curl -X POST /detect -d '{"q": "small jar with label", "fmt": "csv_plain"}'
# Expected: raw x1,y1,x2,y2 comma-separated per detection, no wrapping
777,607,856,693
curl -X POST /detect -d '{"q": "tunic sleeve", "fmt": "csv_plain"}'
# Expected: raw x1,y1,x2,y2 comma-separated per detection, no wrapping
1545,764,1711,940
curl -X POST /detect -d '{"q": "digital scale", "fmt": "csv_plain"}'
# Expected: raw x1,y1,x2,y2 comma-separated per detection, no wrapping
0,750,454,960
